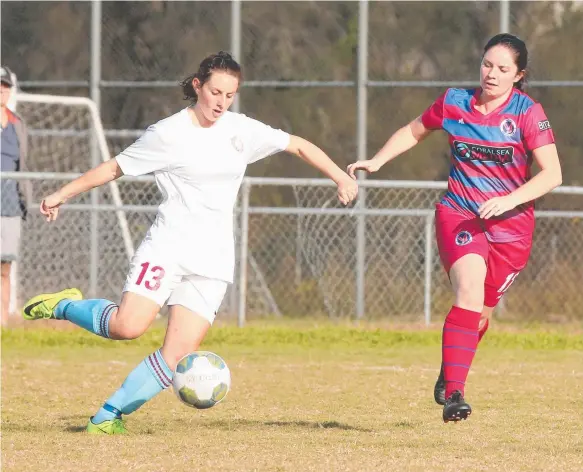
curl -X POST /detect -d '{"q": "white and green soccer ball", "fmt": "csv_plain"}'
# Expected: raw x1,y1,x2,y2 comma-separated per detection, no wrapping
173,351,231,409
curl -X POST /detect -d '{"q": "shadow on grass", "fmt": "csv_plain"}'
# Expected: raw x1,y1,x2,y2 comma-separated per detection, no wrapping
203,418,373,432
2,421,87,434
61,416,92,433
2,415,88,433
3,417,373,434
65,425,87,433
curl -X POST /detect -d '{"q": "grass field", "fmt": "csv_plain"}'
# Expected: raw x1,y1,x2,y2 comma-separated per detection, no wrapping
2,320,582,472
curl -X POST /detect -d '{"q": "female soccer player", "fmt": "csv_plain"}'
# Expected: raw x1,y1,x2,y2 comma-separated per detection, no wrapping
347,34,561,422
23,51,358,434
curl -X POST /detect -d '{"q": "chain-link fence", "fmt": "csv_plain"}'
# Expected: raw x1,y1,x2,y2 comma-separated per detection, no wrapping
2,1,583,323
2,172,582,324
244,179,583,323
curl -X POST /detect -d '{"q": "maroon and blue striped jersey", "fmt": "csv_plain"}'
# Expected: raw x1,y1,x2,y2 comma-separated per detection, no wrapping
422,88,555,242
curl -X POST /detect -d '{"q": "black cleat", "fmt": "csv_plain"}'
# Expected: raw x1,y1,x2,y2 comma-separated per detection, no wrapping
434,363,445,406
443,390,472,423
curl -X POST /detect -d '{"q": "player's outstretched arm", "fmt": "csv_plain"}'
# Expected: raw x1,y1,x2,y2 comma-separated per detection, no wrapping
40,159,124,222
479,143,562,219
285,135,358,205
347,117,432,178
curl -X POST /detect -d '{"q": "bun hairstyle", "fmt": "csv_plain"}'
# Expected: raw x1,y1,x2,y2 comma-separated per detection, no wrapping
180,51,242,103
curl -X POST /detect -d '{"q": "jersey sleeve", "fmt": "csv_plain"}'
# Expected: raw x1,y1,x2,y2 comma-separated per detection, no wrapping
522,103,555,151
420,92,446,130
244,117,291,164
115,125,170,176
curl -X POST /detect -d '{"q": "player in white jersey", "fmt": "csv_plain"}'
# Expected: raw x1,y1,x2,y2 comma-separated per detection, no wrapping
22,51,358,434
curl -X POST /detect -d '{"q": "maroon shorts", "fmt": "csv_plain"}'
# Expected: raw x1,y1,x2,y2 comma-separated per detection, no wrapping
435,203,532,307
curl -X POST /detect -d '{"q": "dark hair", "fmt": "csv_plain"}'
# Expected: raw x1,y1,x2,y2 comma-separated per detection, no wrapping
180,51,242,103
483,33,528,90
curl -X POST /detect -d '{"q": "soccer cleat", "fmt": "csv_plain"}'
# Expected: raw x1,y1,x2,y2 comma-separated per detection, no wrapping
443,390,472,423
434,363,446,406
21,288,83,321
86,417,128,435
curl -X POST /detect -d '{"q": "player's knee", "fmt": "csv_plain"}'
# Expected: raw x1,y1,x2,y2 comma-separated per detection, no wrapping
109,315,148,340
455,281,484,311
111,324,145,340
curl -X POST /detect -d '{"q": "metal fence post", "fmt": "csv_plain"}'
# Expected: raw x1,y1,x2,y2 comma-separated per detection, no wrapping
237,179,251,327
89,0,102,299
229,0,243,316
500,0,510,32
231,0,242,113
355,0,369,319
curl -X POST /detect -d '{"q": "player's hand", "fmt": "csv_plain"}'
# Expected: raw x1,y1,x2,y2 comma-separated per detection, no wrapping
336,175,359,206
346,159,381,179
478,195,519,219
40,192,66,222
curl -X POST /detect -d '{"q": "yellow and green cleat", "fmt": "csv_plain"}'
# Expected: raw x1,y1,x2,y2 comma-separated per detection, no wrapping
86,417,128,435
21,288,83,321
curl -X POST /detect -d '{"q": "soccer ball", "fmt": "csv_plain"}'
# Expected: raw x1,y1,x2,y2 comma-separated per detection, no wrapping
172,351,231,409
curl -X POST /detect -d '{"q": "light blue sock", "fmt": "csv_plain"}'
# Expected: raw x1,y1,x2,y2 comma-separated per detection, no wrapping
55,299,117,338
92,350,173,424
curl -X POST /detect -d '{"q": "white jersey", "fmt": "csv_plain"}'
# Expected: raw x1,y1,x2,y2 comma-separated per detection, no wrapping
116,108,290,283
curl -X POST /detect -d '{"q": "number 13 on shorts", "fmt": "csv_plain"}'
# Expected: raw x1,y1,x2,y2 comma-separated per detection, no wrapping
123,256,179,307
136,262,166,291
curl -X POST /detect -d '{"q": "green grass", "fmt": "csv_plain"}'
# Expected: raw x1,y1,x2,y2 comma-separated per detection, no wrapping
3,321,583,350
2,323,582,471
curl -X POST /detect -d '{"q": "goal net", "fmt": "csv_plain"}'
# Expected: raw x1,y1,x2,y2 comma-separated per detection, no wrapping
13,93,134,305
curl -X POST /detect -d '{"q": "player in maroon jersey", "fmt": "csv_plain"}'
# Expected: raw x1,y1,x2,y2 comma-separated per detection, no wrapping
347,33,562,422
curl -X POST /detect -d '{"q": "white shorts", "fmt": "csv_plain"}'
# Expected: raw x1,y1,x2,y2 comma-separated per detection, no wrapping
122,240,228,324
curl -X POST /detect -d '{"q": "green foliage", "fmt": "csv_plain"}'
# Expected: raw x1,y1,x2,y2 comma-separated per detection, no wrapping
2,2,581,186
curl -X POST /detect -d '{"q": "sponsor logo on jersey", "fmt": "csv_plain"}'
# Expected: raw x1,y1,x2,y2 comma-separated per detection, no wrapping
538,120,551,131
499,118,517,137
453,140,514,165
455,230,473,246
231,136,244,153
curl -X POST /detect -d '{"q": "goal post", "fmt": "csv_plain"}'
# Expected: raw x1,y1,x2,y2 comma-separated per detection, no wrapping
14,92,135,260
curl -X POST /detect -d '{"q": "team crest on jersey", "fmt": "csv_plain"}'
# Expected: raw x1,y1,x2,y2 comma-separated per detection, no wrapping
454,142,472,159
231,136,244,153
455,231,473,246
453,140,514,165
499,118,517,137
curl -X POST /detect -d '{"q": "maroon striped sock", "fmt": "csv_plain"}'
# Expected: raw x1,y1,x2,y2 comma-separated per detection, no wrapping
442,305,481,399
